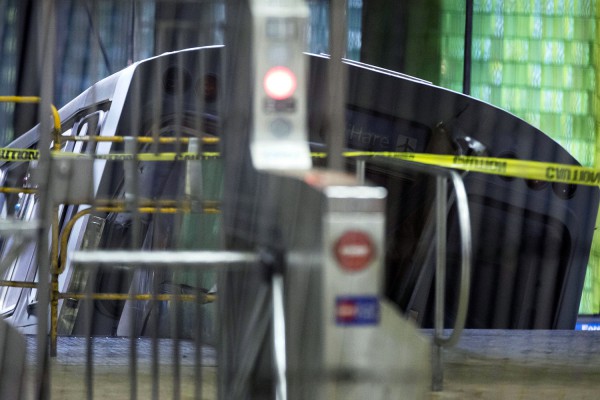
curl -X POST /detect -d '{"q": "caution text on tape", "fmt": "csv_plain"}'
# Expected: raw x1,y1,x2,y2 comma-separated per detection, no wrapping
3,147,600,187
0,148,216,162
341,151,600,187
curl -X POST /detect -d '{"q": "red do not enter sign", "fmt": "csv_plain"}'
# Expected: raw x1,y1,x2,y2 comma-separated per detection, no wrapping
334,230,375,272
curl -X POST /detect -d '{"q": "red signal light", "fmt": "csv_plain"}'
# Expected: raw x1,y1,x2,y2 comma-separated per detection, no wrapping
263,66,297,100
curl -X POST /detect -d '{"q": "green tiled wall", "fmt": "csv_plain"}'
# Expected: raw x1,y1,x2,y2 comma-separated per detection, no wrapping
440,0,600,314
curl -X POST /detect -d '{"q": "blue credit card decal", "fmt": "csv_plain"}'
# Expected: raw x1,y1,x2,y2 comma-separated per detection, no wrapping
335,295,379,326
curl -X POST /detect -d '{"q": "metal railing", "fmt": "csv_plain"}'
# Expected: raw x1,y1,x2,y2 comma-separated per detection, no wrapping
70,249,261,400
357,156,472,391
0,101,224,396
0,133,222,355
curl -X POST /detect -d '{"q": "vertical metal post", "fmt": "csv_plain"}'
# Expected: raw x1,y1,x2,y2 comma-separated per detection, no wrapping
50,268,59,356
50,205,60,357
272,272,287,400
151,266,160,400
186,138,203,209
125,136,139,400
327,0,348,170
355,158,366,184
172,286,182,400
124,137,138,210
463,0,473,95
35,0,57,397
129,283,138,400
433,176,448,391
85,266,97,400
194,273,204,400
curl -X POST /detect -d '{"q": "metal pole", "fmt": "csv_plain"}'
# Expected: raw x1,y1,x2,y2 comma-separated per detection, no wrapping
432,176,448,391
462,0,473,95
35,0,57,397
272,273,288,400
85,266,97,400
194,273,204,400
327,0,348,170
355,158,366,184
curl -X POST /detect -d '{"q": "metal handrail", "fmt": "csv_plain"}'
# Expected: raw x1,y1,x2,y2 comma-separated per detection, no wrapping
361,156,472,390
0,96,62,150
62,135,219,145
363,157,472,341
54,200,221,274
0,185,221,356
434,170,471,347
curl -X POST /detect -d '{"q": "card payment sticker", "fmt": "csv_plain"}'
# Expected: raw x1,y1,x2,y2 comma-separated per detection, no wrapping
335,296,379,326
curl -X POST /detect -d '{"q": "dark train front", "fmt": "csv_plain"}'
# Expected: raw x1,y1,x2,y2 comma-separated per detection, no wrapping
1,46,597,334
308,56,599,330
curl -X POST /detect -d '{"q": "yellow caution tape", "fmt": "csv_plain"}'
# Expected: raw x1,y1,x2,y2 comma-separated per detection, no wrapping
92,152,207,161
339,151,600,187
0,148,40,161
0,148,219,162
3,147,600,187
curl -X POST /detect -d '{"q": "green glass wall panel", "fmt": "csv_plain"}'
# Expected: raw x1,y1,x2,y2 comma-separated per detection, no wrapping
452,63,595,91
441,1,597,162
440,0,600,314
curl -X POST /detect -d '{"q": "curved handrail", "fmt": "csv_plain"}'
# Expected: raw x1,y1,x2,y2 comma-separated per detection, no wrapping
54,199,221,274
0,96,62,149
366,156,472,348
435,170,471,347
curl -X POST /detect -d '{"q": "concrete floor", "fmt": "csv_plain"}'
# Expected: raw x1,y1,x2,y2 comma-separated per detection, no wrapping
430,330,600,399
24,330,600,399
26,337,217,400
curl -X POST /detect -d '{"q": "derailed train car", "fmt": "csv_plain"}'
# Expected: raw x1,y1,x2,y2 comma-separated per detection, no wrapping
0,46,597,335
0,46,223,337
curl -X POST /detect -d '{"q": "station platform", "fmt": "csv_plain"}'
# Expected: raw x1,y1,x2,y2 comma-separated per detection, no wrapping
25,336,217,399
24,330,600,399
429,330,600,399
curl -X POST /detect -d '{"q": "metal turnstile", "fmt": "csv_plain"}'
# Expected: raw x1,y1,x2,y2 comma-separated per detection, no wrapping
217,1,473,397
219,168,432,399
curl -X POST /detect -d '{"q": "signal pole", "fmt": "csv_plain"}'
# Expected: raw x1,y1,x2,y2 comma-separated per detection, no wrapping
327,0,348,170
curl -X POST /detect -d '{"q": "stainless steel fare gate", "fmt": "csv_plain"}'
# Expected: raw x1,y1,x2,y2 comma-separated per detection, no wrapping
217,167,451,400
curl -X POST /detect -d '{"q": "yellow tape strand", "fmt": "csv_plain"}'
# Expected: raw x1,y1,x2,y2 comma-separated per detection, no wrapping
343,152,600,187
0,148,219,162
2,146,600,187
312,150,600,187
0,148,40,161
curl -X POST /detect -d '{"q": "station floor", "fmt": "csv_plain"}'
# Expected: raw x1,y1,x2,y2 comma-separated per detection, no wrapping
429,330,600,399
25,330,600,399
